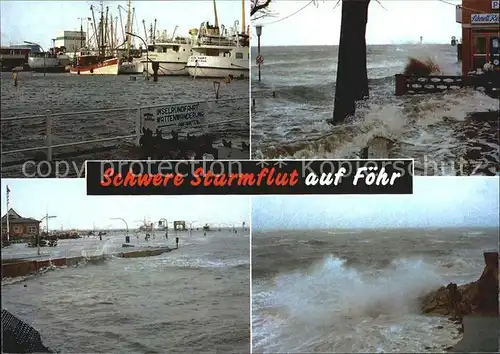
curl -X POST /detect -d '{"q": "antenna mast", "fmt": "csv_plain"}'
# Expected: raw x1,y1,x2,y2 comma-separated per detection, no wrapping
126,0,132,57
212,0,219,29
241,0,245,34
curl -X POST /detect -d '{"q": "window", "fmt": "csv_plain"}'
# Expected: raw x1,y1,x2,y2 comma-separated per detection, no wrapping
475,37,486,54
235,52,243,59
27,225,37,234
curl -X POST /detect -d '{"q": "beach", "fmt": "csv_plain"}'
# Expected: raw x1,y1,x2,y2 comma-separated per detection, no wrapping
2,229,250,353
252,227,498,353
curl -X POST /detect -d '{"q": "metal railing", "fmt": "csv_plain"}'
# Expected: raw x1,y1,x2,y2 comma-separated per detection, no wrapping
1,96,249,162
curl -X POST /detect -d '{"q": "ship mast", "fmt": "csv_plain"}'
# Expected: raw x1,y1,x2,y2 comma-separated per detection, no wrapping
241,0,245,34
90,6,98,50
100,1,105,56
125,0,132,57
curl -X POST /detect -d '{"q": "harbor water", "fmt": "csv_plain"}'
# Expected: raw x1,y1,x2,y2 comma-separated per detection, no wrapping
0,73,249,173
2,229,250,353
252,228,498,353
251,45,499,175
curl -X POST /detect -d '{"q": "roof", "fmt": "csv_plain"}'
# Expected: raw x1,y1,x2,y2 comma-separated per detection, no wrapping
1,208,40,224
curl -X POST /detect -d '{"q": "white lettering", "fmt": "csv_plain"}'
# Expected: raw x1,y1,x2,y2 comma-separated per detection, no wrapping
353,166,402,186
471,13,499,24
305,172,319,186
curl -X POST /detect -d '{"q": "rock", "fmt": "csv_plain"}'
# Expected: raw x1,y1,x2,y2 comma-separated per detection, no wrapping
420,252,499,317
436,325,444,329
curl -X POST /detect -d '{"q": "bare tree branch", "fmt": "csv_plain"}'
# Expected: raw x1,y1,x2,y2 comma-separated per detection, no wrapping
251,0,272,17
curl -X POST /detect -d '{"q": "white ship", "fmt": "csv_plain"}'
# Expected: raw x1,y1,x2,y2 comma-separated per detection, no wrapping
142,34,195,76
28,46,70,73
119,57,144,74
185,0,249,79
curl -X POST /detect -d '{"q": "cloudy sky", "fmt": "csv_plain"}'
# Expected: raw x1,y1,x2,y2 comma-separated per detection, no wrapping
252,0,463,46
1,179,250,230
1,0,248,49
252,177,499,230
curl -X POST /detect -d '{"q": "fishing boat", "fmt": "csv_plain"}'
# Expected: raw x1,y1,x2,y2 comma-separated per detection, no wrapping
118,0,144,74
70,2,119,75
185,0,249,79
142,25,195,76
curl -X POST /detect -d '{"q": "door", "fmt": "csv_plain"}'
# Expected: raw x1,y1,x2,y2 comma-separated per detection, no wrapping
472,34,487,70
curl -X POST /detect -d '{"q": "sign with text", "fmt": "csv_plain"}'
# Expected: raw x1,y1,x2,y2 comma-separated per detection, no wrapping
140,102,207,134
493,1,499,10
456,5,462,23
471,13,499,24
86,159,414,195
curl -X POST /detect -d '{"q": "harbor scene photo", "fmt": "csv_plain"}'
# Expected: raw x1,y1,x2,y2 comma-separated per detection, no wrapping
0,0,250,177
251,177,499,353
251,0,499,175
1,179,251,353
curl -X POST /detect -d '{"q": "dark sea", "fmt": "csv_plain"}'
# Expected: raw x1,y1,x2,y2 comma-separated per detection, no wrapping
252,228,498,353
251,45,499,175
0,73,249,176
2,229,250,353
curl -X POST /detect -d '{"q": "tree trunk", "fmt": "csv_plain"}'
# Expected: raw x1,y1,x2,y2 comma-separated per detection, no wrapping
330,0,370,125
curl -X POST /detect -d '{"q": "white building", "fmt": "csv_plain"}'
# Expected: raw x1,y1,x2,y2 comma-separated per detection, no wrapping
54,30,86,52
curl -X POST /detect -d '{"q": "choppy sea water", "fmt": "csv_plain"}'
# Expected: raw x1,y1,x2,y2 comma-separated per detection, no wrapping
0,73,249,175
2,230,250,353
252,228,498,353
251,45,499,175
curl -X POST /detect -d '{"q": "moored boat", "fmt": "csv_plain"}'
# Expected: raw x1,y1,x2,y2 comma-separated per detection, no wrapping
185,0,249,79
70,55,119,75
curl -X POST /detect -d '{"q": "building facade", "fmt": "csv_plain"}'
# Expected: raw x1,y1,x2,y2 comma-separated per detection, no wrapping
457,0,500,76
1,208,40,240
54,30,86,53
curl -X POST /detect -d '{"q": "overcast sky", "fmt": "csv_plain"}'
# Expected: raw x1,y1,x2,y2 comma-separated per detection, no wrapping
1,179,250,230
252,0,463,46
1,0,248,49
252,177,500,230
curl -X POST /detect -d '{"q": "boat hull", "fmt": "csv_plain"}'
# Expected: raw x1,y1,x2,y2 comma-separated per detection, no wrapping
143,61,188,76
69,58,119,75
186,56,249,79
118,60,144,74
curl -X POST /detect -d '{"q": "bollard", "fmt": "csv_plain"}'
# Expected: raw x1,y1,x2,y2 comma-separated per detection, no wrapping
213,81,221,99
175,237,179,249
125,235,130,243
152,61,159,82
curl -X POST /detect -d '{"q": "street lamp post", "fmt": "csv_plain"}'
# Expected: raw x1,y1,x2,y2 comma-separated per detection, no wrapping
111,217,129,242
126,31,149,80
24,41,46,77
39,214,56,256
255,25,262,82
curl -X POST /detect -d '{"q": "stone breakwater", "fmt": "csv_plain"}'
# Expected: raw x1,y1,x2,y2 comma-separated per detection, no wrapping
1,247,174,279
